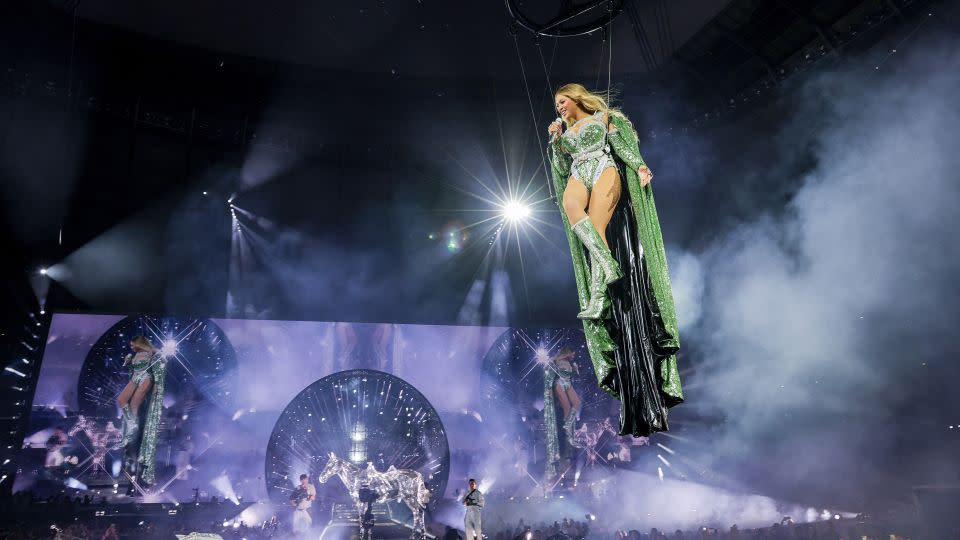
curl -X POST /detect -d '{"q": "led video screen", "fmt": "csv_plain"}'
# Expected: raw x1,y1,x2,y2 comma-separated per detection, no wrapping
19,313,644,509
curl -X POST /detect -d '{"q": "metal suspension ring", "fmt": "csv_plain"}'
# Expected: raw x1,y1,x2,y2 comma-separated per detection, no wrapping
505,0,626,38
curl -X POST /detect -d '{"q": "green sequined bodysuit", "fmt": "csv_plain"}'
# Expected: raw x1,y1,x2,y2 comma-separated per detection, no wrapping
551,111,648,192
556,112,617,191
128,352,153,386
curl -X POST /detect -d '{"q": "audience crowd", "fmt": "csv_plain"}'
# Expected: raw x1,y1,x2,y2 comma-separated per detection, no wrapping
0,492,946,540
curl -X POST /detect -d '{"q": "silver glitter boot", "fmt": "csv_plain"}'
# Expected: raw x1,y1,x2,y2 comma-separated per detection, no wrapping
578,256,610,319
120,405,138,447
572,217,621,319
563,412,577,446
572,216,622,285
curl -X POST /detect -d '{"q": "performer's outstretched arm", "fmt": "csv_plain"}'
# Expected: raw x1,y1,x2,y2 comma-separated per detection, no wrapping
607,115,653,186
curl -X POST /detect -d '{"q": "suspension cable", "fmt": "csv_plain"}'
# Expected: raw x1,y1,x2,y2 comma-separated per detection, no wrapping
607,1,614,106
512,28,556,200
594,29,606,90
535,36,556,100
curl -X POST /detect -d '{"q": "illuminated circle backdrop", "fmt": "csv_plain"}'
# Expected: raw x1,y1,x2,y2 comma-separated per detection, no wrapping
77,316,239,417
264,369,450,509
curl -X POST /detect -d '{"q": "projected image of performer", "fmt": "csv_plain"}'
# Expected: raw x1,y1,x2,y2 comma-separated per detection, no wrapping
462,478,484,540
289,473,316,534
551,348,581,444
116,336,167,484
546,83,684,437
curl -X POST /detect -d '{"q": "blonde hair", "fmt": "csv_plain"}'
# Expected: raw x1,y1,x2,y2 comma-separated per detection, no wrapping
555,83,624,126
131,335,157,353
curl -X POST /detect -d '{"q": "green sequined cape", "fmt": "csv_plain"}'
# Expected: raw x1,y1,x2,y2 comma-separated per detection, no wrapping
547,112,683,403
543,368,562,480
137,352,167,484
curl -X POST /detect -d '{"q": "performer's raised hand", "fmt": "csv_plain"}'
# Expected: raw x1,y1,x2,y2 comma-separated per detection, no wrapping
547,119,563,141
637,165,653,187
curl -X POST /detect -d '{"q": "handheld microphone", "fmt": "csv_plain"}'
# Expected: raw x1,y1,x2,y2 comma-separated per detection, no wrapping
549,117,563,143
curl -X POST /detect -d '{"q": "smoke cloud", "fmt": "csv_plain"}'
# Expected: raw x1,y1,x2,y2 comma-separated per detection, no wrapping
668,30,960,507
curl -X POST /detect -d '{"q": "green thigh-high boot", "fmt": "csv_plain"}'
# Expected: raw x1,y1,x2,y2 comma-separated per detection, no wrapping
120,405,139,447
572,217,622,319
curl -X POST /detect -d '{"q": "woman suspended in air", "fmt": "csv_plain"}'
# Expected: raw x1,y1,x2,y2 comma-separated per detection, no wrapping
546,83,683,437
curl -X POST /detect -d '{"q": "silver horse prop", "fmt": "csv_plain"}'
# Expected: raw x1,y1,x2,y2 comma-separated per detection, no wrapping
318,452,431,539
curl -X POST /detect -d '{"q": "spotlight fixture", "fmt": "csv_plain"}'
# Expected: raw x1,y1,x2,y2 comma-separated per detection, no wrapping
4,367,27,378
39,267,47,275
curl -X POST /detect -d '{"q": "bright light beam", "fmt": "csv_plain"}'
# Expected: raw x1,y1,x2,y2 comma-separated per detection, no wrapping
502,200,532,222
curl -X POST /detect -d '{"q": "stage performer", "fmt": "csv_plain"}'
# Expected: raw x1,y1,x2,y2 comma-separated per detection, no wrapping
544,348,582,445
546,83,683,437
290,473,316,533
462,478,484,540
116,335,167,484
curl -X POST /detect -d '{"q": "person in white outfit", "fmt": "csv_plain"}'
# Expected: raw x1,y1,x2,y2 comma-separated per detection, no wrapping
462,478,484,540
290,473,316,533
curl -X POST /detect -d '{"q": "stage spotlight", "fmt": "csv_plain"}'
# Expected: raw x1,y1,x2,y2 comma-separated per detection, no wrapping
4,367,27,378
502,200,531,222
39,268,47,275
39,309,45,315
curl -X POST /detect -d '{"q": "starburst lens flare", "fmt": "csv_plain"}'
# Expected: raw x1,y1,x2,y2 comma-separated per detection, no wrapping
502,200,532,222
161,339,178,357
534,346,551,366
